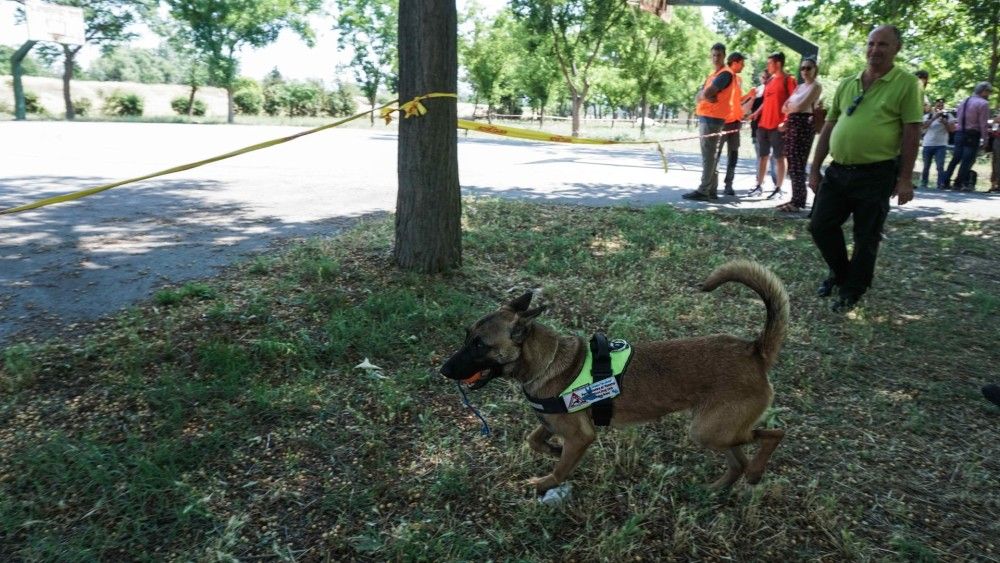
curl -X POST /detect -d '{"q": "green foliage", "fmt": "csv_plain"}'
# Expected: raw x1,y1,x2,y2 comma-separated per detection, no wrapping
2,343,41,391
23,91,45,114
72,97,93,117
786,0,998,99
165,0,323,121
102,91,144,116
231,77,264,115
170,96,207,116
325,82,359,116
0,45,52,77
154,282,217,306
85,46,188,84
335,0,398,113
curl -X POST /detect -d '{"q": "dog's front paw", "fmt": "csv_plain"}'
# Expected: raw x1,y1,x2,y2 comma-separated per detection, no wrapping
526,474,558,495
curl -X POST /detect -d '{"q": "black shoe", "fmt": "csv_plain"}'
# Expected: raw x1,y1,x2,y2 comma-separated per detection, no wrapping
682,191,711,201
831,294,860,313
983,384,1000,407
723,187,736,196
747,185,763,197
817,277,838,298
765,186,784,200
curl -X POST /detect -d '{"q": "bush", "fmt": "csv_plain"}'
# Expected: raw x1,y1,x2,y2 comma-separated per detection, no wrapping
233,88,263,115
170,96,207,116
285,81,324,117
23,91,45,114
103,91,144,116
262,83,288,116
325,84,359,117
73,98,92,117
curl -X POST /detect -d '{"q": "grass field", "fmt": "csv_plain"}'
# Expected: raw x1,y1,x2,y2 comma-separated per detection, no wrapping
1,199,998,561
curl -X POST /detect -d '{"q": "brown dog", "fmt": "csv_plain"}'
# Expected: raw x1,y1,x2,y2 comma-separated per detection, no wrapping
440,260,788,494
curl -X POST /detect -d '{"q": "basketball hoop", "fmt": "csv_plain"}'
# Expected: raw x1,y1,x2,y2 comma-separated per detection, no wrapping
24,0,85,46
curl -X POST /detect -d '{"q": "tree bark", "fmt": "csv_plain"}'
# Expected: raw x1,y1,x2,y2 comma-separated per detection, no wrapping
227,86,235,123
187,84,198,117
62,45,76,120
395,0,461,273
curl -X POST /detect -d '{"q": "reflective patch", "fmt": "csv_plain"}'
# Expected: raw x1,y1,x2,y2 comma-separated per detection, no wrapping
562,377,622,413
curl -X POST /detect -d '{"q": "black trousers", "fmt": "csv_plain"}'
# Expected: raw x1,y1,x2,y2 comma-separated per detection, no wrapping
715,120,741,189
808,160,896,298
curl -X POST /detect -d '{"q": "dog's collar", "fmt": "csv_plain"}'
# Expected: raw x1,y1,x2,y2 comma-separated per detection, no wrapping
523,334,633,422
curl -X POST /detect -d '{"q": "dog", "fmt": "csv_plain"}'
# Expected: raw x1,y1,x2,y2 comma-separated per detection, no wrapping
440,260,788,494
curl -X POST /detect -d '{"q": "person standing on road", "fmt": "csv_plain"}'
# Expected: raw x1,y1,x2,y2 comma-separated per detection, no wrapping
715,52,746,197
942,82,993,191
683,43,736,201
777,55,823,212
750,52,797,199
807,25,923,313
920,98,956,190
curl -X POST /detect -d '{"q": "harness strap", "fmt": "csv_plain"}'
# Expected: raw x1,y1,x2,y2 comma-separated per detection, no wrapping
522,333,624,426
589,333,615,426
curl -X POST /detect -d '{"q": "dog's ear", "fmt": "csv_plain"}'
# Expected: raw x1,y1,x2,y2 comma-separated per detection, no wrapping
510,305,547,343
508,291,533,312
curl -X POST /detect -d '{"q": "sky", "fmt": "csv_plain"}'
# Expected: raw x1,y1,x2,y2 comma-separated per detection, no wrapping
1,0,734,84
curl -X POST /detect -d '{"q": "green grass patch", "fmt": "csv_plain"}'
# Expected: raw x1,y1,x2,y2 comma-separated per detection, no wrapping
0,199,997,560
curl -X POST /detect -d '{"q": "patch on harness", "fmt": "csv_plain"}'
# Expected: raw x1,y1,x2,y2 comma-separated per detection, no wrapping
563,377,622,413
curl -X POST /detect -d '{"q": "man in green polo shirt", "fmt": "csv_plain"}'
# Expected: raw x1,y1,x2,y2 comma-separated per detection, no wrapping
808,25,923,313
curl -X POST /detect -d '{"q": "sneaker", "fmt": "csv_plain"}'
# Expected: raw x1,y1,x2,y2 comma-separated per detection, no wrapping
682,191,711,201
817,277,838,298
983,384,1000,407
765,186,784,200
747,185,763,197
723,186,736,196
831,294,860,313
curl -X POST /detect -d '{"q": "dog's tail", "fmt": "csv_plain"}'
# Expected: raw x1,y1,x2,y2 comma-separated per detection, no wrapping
701,260,789,369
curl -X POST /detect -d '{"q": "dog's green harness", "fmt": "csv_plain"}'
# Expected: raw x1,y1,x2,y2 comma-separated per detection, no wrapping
523,333,633,426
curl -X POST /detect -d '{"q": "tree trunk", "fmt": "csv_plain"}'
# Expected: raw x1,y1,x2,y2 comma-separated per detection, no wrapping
395,0,461,273
640,91,648,137
187,84,198,117
62,46,75,120
227,86,234,123
370,97,376,126
571,93,583,137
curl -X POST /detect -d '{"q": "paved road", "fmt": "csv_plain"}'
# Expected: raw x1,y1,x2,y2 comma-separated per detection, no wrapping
2,121,998,345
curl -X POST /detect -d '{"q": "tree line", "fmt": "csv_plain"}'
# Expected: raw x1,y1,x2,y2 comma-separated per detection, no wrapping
7,1,994,129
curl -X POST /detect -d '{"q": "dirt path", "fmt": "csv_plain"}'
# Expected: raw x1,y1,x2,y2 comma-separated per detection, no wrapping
2,121,997,345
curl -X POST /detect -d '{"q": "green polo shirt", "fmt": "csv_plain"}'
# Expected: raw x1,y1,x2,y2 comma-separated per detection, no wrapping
828,65,924,165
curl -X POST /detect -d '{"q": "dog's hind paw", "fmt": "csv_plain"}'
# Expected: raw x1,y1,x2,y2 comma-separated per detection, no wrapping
526,475,559,495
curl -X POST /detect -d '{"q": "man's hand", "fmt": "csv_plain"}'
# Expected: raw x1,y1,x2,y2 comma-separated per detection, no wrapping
893,177,915,205
808,167,822,193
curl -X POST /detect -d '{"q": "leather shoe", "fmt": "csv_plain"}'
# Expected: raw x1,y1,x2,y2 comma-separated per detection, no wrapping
831,294,860,313
817,277,838,298
723,187,736,196
682,191,711,201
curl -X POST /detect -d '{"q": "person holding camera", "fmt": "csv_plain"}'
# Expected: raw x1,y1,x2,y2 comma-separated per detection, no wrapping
942,82,993,191
920,98,956,190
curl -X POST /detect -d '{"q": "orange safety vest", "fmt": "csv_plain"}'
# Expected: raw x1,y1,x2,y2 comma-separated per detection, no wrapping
696,67,736,120
726,74,743,123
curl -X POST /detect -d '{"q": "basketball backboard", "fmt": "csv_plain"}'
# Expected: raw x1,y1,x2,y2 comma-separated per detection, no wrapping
25,0,85,46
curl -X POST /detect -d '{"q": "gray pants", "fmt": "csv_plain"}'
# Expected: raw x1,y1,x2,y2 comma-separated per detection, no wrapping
697,117,725,196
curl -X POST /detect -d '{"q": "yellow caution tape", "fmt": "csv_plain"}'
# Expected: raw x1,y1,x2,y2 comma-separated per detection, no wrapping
0,99,403,216
1,90,734,215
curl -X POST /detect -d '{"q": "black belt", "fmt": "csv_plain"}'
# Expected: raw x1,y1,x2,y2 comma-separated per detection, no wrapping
830,159,895,171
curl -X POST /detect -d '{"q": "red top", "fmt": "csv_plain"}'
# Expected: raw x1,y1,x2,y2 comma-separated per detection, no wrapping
759,73,797,130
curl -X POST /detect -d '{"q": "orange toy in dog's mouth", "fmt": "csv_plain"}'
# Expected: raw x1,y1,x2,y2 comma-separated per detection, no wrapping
460,371,484,386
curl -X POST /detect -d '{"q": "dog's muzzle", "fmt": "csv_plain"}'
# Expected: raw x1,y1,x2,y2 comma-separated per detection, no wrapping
440,349,501,390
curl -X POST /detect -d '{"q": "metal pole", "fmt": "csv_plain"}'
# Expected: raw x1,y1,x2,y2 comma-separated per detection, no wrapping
11,40,38,121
